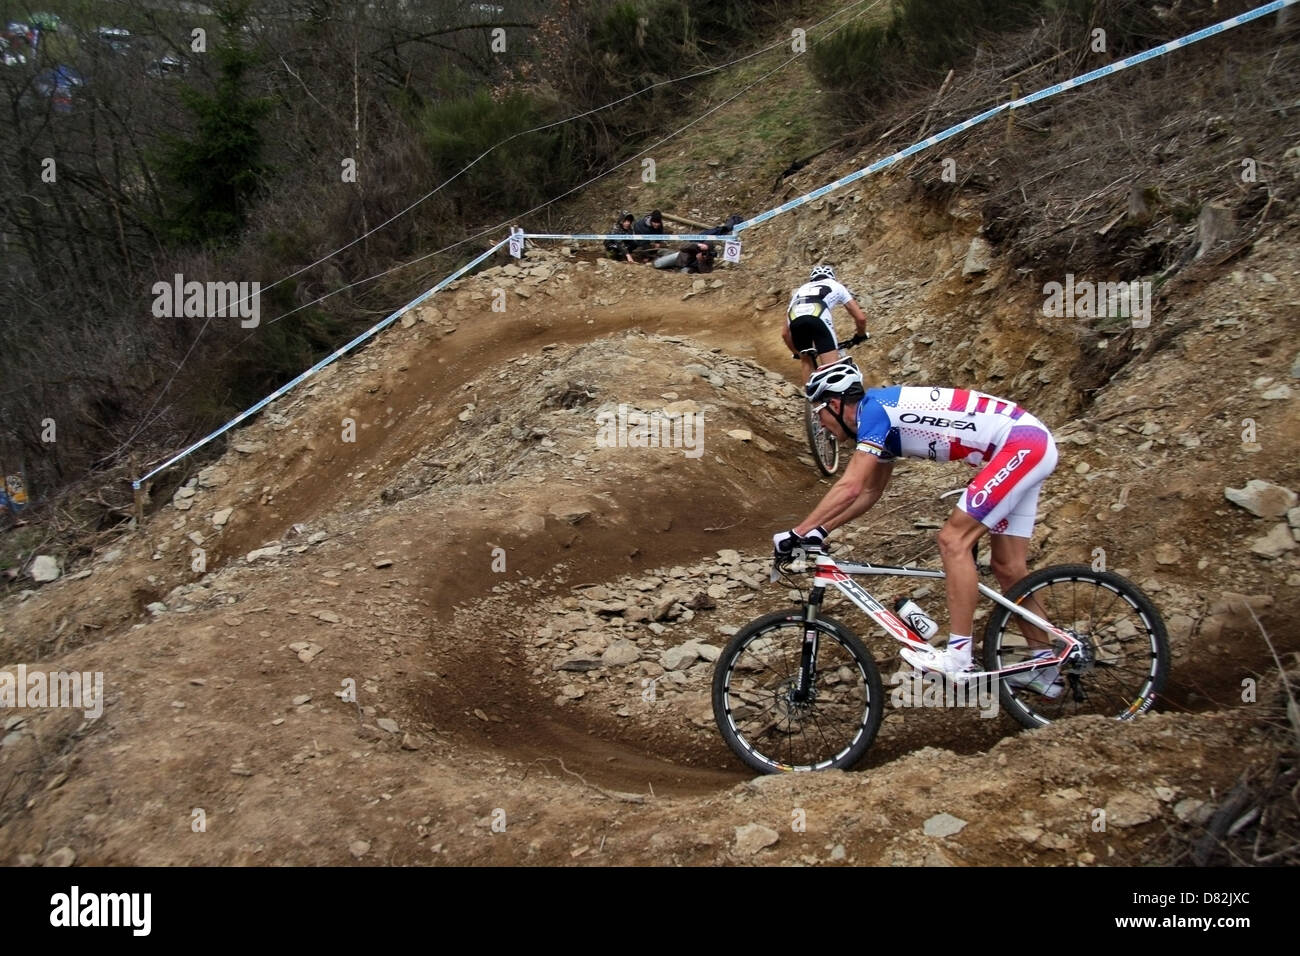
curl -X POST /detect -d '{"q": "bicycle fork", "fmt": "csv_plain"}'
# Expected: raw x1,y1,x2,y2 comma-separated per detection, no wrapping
792,585,826,704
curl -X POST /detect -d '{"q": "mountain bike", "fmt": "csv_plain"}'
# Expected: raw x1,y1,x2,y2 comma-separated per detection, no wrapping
800,333,868,477
711,549,1169,774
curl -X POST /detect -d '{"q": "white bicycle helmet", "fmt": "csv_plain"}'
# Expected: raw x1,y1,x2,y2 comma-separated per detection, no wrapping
809,264,836,282
805,358,864,403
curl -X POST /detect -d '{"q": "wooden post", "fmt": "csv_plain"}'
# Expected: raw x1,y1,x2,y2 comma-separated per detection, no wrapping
1006,83,1020,142
1196,204,1233,260
659,212,714,232
917,68,955,139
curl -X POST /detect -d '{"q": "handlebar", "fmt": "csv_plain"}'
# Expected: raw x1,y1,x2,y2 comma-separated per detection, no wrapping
795,331,869,360
769,545,829,582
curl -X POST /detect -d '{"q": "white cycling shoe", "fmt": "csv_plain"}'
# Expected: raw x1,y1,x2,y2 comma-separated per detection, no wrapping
1004,650,1066,698
899,644,977,681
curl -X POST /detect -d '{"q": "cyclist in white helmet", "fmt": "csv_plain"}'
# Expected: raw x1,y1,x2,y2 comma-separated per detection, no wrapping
772,360,1063,694
784,264,869,381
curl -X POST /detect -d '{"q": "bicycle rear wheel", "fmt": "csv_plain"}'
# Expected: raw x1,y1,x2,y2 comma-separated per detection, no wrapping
805,401,839,476
712,610,883,773
982,564,1169,729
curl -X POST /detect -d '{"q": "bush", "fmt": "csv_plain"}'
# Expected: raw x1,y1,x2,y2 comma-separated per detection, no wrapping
809,21,894,110
592,0,696,82
809,0,1166,124
418,89,573,215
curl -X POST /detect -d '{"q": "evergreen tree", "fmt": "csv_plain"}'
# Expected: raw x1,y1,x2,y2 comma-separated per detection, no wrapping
157,1,271,245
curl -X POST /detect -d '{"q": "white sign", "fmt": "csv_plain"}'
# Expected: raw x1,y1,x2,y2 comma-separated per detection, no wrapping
723,239,741,264
508,229,524,259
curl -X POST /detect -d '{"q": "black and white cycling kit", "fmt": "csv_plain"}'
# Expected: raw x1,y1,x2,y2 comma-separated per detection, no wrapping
786,278,855,355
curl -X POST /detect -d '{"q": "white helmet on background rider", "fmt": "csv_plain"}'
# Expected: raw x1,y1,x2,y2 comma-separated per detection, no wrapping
809,264,836,282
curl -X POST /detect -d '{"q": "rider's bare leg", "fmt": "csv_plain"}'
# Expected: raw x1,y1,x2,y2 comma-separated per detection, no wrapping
989,532,1052,651
937,509,986,638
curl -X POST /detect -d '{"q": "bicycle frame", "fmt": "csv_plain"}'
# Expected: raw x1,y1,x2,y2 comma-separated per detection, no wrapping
787,552,1081,699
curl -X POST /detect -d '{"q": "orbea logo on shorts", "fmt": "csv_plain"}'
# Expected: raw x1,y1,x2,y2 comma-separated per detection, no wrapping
595,403,703,459
0,665,104,719
1041,273,1150,328
151,273,260,328
968,448,1029,509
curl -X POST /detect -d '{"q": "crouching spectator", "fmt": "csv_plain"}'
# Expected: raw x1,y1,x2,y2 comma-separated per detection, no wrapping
604,212,637,262
633,209,666,256
654,242,716,274
704,213,744,236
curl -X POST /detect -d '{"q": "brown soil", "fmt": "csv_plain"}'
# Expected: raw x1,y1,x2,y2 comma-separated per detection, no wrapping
3,30,1300,863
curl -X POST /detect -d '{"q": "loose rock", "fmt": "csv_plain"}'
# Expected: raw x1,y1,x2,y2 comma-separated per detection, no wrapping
44,847,76,867
1225,480,1297,518
602,640,640,667
1250,523,1297,558
663,642,701,670
923,812,968,838
1105,791,1161,827
29,555,59,583
733,823,780,856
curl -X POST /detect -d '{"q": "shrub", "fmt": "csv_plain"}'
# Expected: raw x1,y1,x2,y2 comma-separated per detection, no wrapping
809,21,894,110
418,89,572,215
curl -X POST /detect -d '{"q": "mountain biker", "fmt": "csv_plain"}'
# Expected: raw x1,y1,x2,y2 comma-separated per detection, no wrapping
784,264,869,381
772,362,1063,695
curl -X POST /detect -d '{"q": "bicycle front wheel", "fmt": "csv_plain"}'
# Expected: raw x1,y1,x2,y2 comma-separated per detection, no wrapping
805,402,839,476
983,565,1170,729
712,610,884,773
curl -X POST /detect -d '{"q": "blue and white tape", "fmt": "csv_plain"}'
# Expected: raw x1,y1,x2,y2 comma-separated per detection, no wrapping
521,233,735,242
735,0,1295,232
134,0,1293,487
134,237,510,488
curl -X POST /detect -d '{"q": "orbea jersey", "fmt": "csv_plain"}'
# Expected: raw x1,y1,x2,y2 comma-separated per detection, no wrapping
855,386,1030,465
787,279,854,323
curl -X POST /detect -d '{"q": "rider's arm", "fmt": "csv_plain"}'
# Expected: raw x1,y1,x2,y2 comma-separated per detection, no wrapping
845,298,868,335
781,322,795,353
794,451,892,534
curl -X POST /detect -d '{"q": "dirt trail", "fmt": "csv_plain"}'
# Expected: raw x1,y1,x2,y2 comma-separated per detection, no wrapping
2,163,1298,865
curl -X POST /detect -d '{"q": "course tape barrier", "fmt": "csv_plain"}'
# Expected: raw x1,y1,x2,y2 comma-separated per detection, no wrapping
522,233,734,242
735,0,1296,232
134,237,510,488
133,0,1294,487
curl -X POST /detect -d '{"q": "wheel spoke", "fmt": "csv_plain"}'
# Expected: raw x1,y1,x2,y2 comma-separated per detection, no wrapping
988,569,1168,727
716,618,879,771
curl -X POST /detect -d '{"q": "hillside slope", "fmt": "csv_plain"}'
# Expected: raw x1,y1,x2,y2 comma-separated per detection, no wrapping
3,10,1299,866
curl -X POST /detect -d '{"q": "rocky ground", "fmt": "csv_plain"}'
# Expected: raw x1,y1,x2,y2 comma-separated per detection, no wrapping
2,127,1299,865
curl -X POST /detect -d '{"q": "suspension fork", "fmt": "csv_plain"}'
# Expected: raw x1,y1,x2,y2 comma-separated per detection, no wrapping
792,584,826,702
